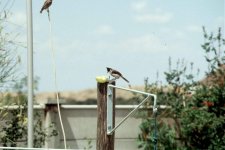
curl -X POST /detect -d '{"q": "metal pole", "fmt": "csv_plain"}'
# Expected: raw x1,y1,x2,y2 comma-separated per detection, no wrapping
0,147,77,150
26,0,34,147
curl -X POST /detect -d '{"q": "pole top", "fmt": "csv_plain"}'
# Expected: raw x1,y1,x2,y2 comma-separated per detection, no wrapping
96,75,108,83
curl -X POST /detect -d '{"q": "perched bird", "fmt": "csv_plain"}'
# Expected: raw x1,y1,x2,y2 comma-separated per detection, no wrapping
106,67,129,83
40,0,52,13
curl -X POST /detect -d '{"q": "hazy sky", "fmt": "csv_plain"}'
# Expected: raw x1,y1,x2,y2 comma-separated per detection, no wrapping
4,0,224,92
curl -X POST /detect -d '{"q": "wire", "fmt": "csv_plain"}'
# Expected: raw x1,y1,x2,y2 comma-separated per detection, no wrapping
153,109,157,150
47,11,67,149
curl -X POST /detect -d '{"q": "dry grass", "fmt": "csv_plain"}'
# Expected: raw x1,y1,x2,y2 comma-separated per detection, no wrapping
35,86,145,103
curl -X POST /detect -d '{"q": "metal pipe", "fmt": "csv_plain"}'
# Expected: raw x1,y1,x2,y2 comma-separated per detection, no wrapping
108,96,150,135
108,84,157,108
108,84,156,98
0,105,45,110
0,104,170,110
26,0,34,147
60,105,98,109
0,147,78,150
107,84,157,135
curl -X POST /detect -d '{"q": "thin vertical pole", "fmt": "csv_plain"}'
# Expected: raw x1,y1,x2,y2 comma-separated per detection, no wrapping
26,0,34,147
96,82,115,150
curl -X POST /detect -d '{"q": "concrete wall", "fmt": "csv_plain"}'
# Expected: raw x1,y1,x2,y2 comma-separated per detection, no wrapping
44,105,143,150
0,104,170,149
0,104,162,149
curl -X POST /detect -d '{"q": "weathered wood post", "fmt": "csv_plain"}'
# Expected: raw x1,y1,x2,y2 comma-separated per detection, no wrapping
96,81,115,150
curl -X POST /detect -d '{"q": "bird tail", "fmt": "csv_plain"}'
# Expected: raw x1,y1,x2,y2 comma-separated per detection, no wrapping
121,76,129,83
40,9,43,13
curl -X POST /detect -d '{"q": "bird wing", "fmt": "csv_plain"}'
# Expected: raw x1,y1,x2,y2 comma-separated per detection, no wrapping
111,69,122,76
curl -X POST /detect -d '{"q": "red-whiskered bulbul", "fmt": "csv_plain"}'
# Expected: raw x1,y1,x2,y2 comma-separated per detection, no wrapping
106,67,129,83
40,0,52,13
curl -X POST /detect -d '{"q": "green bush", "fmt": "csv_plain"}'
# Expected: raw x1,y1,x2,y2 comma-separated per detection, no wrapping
137,27,225,149
0,77,58,148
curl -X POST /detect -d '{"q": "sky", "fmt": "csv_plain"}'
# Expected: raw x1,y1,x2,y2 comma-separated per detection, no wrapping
3,0,224,92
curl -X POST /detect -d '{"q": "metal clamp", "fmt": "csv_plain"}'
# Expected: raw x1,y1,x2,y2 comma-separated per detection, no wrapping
107,84,157,135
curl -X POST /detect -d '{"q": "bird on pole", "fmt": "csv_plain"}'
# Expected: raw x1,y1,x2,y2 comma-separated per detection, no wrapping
40,0,52,13
106,67,131,85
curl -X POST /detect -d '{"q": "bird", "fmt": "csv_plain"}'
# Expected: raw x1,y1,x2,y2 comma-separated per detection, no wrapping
106,67,129,83
40,0,52,13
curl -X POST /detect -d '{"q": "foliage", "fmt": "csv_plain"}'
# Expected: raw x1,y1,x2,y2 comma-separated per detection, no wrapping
33,113,58,148
202,27,225,72
0,80,28,147
0,0,20,90
137,27,225,149
0,2,58,147
0,49,18,89
0,77,58,148
1,105,26,147
83,138,93,150
0,1,22,147
180,27,225,149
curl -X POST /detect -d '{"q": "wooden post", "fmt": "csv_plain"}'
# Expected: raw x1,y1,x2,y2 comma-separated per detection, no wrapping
96,82,115,150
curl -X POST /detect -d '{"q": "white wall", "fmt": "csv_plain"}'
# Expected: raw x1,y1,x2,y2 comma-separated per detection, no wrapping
45,105,143,150
0,104,159,149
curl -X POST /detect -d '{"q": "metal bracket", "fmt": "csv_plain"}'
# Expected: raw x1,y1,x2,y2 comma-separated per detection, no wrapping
107,84,157,135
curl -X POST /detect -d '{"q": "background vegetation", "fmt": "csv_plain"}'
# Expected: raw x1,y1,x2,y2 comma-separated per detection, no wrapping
138,27,225,150
0,1,58,147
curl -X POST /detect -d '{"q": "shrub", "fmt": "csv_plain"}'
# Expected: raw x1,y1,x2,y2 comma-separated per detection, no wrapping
137,27,225,149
